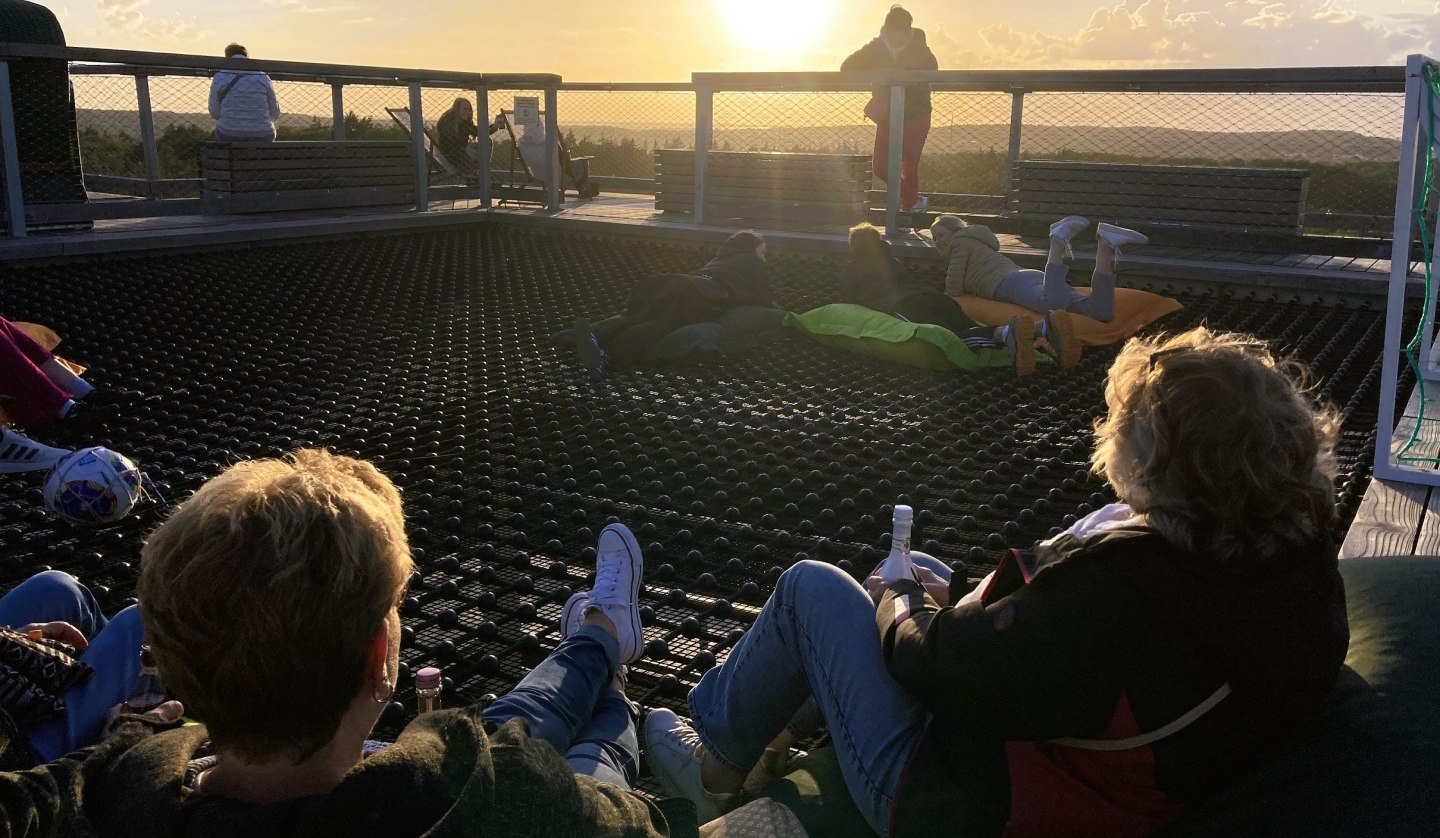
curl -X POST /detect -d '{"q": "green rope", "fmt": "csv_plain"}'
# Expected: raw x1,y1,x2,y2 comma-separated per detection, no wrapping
1397,61,1440,463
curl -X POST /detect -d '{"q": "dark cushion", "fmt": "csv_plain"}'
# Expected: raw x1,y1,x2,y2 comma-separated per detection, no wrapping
551,306,786,365
763,555,1440,837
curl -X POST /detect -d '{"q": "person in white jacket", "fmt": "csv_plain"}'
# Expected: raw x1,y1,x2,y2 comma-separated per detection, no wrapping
207,44,281,142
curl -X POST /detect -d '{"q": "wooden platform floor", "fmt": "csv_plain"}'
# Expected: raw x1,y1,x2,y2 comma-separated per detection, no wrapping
1342,384,1440,559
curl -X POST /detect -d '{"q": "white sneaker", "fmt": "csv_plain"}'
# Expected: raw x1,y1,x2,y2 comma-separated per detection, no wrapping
0,429,70,474
1049,214,1090,241
644,708,736,822
909,195,928,214
590,523,645,664
559,591,589,637
1096,222,1148,250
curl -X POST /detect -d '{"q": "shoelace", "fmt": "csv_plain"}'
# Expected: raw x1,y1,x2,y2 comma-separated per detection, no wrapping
593,543,625,604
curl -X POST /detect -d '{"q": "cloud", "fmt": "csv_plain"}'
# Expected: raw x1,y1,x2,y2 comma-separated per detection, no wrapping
934,0,1429,69
97,0,147,31
263,0,355,13
343,17,374,25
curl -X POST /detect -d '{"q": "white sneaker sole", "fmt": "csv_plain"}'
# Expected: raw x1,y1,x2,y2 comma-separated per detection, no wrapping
597,523,645,663
559,591,589,637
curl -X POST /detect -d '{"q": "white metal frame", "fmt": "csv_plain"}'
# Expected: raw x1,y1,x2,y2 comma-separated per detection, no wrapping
1376,54,1440,484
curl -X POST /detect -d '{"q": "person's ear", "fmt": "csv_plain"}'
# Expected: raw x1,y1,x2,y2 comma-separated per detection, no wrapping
366,619,391,688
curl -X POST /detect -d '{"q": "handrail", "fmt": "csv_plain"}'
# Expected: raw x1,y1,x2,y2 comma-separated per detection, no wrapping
692,67,1405,93
0,43,559,87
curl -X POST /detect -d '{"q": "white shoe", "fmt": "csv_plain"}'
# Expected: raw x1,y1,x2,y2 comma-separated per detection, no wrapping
590,523,645,664
0,429,70,474
1049,215,1089,241
644,708,736,822
559,591,589,637
1097,222,1148,250
909,195,928,214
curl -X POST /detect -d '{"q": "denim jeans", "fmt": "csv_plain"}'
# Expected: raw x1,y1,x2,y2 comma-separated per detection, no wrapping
0,571,145,763
996,265,1117,322
481,624,640,788
688,557,954,836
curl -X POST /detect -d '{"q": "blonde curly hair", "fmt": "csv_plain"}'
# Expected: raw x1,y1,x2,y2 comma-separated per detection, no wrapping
1091,326,1340,563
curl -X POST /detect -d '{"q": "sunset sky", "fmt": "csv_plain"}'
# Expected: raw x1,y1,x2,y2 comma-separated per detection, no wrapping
42,1,1440,79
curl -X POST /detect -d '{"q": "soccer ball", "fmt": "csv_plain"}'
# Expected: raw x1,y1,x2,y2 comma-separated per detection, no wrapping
42,447,144,525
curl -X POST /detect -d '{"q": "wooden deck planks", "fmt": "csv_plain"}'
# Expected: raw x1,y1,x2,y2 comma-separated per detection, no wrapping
1342,386,1440,559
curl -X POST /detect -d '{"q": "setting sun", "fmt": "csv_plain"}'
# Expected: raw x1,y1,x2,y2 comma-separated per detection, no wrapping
716,0,837,63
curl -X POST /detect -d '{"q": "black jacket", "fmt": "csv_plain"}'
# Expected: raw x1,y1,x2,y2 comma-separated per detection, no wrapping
841,29,938,120
837,253,924,312
695,250,771,308
876,525,1349,837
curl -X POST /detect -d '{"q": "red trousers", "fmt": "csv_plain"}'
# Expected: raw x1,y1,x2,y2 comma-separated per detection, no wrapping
872,114,931,212
0,317,69,428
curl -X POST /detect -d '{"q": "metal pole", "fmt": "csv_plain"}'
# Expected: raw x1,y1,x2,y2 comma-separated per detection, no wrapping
135,73,161,198
0,62,27,238
884,84,905,236
544,85,560,210
1375,54,1427,483
408,83,428,212
1004,87,1025,209
331,83,345,140
694,86,713,224
478,85,491,207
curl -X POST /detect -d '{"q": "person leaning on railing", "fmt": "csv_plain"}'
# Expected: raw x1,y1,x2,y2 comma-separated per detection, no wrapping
842,4,937,214
208,43,281,143
646,327,1349,837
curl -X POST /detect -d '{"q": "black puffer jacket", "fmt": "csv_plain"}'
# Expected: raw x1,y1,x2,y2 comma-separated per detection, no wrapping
841,28,939,120
696,244,771,307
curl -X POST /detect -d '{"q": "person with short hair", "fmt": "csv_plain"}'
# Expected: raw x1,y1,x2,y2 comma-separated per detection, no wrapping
840,221,1081,374
44,450,691,836
930,213,1148,322
843,5,938,214
208,43,281,142
647,327,1348,836
572,230,772,374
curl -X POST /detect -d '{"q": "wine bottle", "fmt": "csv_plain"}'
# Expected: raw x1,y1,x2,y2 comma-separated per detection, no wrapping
879,505,916,583
120,645,166,715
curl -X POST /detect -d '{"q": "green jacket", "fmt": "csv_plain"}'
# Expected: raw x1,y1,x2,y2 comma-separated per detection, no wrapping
940,225,1021,299
0,707,697,838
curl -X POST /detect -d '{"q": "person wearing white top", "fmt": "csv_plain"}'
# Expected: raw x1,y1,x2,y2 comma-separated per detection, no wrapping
207,44,281,142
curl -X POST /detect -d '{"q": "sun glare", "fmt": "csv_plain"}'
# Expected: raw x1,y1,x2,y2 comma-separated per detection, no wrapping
717,0,834,63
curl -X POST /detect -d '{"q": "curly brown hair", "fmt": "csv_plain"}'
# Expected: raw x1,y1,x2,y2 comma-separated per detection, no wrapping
1091,326,1340,563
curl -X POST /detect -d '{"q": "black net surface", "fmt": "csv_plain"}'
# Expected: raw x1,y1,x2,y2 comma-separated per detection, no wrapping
0,225,1387,731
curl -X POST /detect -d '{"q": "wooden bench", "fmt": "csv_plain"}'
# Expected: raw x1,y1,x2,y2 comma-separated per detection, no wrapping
199,141,414,210
1009,160,1310,245
655,149,870,227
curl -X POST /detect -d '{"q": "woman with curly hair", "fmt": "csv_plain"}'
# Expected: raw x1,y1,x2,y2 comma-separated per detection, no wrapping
647,326,1349,837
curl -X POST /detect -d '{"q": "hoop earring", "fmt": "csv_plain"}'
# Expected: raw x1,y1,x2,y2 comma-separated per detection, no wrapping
373,664,394,703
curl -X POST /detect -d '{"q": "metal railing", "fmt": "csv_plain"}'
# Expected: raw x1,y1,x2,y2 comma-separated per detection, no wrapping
0,42,560,237
0,44,1410,243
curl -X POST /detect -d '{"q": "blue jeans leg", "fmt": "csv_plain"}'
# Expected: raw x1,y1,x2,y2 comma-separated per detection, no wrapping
564,688,640,789
26,606,145,763
0,570,108,638
481,624,618,757
688,561,930,836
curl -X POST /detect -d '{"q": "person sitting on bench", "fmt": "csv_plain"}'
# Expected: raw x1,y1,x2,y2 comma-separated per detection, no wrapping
839,222,1080,373
572,231,771,375
930,214,1148,323
435,98,479,175
645,327,1347,836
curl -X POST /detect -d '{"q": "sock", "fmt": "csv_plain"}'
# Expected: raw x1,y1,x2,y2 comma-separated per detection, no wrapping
40,359,94,399
58,400,75,418
997,325,1010,344
1036,321,1048,337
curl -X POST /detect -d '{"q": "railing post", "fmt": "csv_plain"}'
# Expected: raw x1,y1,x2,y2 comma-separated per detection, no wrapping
884,83,905,236
135,73,161,198
331,83,345,140
1004,86,1025,211
694,85,713,224
544,85,560,210
408,83,428,212
0,62,27,238
478,85,490,206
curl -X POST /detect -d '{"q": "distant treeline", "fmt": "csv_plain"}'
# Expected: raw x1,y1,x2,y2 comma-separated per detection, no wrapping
78,119,1395,225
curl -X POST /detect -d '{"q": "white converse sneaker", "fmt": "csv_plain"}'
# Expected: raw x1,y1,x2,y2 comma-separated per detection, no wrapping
1096,222,1148,251
644,708,736,822
589,523,645,663
1049,215,1090,241
0,429,70,474
909,195,928,214
559,591,589,637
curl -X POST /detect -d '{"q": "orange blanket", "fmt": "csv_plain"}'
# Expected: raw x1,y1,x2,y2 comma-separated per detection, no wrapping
954,288,1183,347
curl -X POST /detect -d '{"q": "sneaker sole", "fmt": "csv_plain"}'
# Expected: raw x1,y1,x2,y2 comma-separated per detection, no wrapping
559,591,588,637
600,523,645,663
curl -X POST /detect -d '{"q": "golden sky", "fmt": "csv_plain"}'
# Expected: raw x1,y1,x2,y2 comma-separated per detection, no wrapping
47,1,1440,78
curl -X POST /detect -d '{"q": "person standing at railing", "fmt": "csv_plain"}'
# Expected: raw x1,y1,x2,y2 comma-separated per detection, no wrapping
436,97,480,176
207,43,281,143
842,5,937,215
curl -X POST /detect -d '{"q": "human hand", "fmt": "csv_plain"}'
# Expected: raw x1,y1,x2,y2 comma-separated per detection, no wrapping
104,699,185,737
19,621,88,651
914,566,950,607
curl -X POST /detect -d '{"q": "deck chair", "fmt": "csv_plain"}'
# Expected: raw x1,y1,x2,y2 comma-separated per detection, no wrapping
489,110,599,203
384,107,472,182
